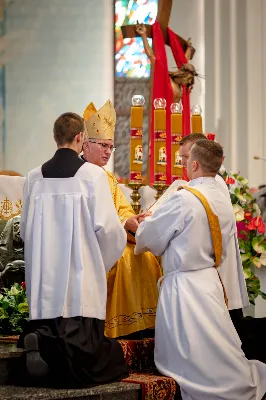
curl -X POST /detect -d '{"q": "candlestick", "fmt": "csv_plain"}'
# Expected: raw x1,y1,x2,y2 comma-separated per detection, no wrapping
171,102,183,181
153,98,167,185
129,95,144,184
191,105,203,133
127,182,143,214
153,183,168,201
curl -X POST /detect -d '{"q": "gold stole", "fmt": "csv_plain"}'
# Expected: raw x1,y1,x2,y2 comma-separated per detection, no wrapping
180,186,228,307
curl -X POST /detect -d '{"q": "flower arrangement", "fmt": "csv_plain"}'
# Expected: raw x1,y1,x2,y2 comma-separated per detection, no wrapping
0,282,29,334
223,171,266,304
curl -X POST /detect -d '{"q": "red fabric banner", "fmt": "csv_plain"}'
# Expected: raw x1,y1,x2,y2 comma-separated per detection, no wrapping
150,22,190,184
168,28,191,136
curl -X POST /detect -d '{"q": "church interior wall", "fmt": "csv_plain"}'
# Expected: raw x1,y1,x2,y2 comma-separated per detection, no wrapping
2,0,266,187
4,0,114,175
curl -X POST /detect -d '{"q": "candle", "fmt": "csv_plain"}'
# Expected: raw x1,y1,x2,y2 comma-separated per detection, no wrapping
153,98,167,184
129,95,145,183
191,105,203,133
171,102,183,181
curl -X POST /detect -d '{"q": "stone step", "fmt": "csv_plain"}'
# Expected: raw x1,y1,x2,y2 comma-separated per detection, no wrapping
0,343,23,385
0,382,141,400
0,340,179,399
0,339,157,386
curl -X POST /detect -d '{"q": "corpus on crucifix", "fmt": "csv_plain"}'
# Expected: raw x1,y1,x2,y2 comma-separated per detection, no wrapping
135,23,196,104
121,0,198,184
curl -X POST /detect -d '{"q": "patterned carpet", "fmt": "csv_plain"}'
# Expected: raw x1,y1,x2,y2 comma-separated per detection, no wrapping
119,338,179,399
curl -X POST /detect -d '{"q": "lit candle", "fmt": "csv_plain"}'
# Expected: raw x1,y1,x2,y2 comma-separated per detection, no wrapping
129,95,144,183
153,98,167,184
171,102,183,181
191,105,203,133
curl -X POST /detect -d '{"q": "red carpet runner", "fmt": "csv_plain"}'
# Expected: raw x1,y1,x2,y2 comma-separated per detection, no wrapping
119,338,179,400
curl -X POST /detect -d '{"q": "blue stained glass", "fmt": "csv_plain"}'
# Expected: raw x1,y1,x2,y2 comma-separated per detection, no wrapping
115,0,158,78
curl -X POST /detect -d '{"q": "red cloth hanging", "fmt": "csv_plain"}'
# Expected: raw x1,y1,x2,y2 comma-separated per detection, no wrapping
168,28,191,136
150,22,190,185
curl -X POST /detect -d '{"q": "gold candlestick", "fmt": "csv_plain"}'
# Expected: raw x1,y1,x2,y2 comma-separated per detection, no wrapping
171,102,183,181
127,182,144,214
153,183,168,202
129,95,145,184
153,98,167,185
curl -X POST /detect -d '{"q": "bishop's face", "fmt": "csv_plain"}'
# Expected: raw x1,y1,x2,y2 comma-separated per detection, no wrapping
83,139,115,167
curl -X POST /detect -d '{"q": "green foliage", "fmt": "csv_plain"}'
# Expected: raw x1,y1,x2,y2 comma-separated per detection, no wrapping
0,283,29,335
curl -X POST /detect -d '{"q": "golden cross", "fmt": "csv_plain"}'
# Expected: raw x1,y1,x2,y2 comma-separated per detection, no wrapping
1,197,13,215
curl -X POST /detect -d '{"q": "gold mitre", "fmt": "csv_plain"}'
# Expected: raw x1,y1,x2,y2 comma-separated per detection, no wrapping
83,99,116,140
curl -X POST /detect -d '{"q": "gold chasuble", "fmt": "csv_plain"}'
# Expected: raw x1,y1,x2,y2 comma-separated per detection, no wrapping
105,170,162,338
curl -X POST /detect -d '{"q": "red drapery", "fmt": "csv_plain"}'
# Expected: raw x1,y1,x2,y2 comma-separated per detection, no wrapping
150,21,190,184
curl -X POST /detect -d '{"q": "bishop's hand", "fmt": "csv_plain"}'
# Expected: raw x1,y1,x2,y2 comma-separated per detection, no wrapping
125,212,152,233
137,211,152,225
125,215,139,233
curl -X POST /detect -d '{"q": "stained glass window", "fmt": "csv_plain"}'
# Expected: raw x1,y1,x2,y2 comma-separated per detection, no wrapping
115,0,158,78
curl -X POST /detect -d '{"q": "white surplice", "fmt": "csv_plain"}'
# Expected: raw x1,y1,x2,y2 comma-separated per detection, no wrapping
20,163,127,321
135,177,266,400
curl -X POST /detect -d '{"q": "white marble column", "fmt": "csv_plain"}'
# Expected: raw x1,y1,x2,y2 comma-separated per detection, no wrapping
205,0,249,179
246,0,265,187
246,0,266,317
168,0,206,128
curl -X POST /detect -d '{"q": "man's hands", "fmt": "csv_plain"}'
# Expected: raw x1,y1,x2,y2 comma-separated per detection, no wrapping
125,212,152,233
137,211,152,224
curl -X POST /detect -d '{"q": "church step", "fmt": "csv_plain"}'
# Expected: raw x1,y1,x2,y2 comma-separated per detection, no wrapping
0,340,180,399
0,338,156,387
123,372,180,400
0,383,141,400
0,342,23,385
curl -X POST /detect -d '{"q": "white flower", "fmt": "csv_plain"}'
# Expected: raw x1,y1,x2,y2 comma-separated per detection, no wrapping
236,193,246,203
10,286,19,296
253,203,261,216
233,204,245,221
241,179,248,186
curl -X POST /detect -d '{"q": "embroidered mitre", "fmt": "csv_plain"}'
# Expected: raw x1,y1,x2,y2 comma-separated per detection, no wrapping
83,100,116,140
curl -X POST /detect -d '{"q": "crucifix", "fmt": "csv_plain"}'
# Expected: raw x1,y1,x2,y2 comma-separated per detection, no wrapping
121,0,197,186
121,0,195,56
121,0,197,105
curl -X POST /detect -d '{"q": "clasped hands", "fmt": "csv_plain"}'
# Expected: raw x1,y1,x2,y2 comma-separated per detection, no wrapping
124,211,152,233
